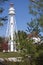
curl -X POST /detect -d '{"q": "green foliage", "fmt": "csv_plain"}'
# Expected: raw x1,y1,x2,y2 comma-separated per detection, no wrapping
29,0,43,16
29,0,43,28
0,52,22,58
35,51,43,65
0,37,4,43
18,30,36,56
27,19,40,34
0,0,8,3
37,15,43,27
0,0,8,26
17,30,43,65
0,7,4,13
0,30,43,65
17,30,27,51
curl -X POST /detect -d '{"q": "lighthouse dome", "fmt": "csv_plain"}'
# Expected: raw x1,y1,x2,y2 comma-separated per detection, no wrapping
9,7,15,11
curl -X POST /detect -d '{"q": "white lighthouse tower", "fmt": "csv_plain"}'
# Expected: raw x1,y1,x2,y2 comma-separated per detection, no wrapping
8,3,16,52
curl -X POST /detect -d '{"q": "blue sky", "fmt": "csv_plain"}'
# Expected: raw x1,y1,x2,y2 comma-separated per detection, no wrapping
0,0,43,36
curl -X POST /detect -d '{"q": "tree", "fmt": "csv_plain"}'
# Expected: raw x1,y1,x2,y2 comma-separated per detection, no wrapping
0,0,8,51
18,31,36,56
26,19,40,35
36,51,43,65
0,0,8,26
18,30,27,51
29,0,43,32
0,37,5,51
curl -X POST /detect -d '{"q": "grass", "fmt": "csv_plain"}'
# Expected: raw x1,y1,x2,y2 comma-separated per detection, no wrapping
0,52,29,65
0,52,26,65
0,52,22,58
2,61,27,65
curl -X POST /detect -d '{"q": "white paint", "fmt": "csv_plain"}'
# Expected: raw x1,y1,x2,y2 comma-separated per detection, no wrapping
10,16,14,51
8,4,16,52
0,57,22,62
32,37,41,43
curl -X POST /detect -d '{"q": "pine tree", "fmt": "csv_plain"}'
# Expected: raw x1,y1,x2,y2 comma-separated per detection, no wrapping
29,0,43,27
0,0,8,26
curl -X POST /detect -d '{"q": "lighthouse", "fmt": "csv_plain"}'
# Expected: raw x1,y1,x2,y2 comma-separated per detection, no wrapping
8,3,16,52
